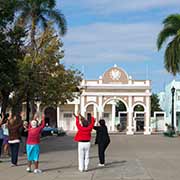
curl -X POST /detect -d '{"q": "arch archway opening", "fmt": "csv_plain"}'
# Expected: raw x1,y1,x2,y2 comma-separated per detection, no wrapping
85,104,98,121
133,104,144,112
86,104,93,116
115,100,127,116
103,104,112,131
44,107,57,128
133,104,145,132
115,100,127,132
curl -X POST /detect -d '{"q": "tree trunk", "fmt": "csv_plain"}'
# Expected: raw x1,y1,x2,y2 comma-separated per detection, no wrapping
12,100,22,117
25,16,36,121
1,89,10,114
30,16,37,67
26,91,30,122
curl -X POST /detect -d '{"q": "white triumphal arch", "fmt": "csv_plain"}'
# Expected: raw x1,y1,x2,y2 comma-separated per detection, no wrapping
57,65,151,135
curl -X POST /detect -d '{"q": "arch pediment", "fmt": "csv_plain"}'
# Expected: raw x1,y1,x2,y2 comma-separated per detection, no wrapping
102,65,129,84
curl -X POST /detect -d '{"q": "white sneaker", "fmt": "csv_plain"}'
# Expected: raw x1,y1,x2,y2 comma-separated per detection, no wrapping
79,169,83,172
98,163,105,167
11,164,17,167
26,167,31,172
34,169,42,174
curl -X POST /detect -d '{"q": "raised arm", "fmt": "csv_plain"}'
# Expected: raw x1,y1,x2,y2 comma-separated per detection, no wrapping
76,115,82,130
0,113,8,125
39,115,45,130
93,126,100,130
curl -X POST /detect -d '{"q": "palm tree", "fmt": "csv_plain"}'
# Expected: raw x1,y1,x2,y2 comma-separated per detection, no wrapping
15,0,67,122
16,0,67,50
157,14,180,75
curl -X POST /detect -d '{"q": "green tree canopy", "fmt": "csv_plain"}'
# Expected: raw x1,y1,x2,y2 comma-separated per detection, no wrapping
0,0,25,114
0,1,82,117
10,25,82,114
151,93,162,117
0,0,17,27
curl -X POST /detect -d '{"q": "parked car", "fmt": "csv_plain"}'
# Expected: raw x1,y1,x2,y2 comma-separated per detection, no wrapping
41,125,66,137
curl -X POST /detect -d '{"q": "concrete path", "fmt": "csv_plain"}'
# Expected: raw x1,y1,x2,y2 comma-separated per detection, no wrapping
0,135,180,180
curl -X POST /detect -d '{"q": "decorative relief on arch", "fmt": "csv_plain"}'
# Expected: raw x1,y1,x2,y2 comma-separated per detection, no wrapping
133,97,145,104
102,96,111,104
102,67,129,84
85,96,98,104
102,97,129,110
86,96,97,102
134,97,144,103
121,96,128,104
102,96,128,106
84,101,99,111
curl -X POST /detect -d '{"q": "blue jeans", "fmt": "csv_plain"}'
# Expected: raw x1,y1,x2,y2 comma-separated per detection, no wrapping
9,143,20,165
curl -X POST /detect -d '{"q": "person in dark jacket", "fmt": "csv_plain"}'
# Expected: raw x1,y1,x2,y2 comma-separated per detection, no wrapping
6,114,23,166
21,121,28,154
94,119,110,166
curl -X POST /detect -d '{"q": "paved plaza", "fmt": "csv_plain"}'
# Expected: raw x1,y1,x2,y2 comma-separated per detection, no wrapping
0,134,180,180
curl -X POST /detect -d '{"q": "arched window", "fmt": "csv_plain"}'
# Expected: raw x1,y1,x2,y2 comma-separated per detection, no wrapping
134,104,144,112
116,100,127,116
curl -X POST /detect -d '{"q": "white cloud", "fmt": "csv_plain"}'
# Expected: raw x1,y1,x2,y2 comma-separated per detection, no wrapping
62,22,161,64
59,0,180,15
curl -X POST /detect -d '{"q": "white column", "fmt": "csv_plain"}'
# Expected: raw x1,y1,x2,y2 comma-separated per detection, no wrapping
93,105,97,119
80,95,85,117
127,96,134,135
111,103,116,131
144,96,151,135
74,104,78,131
174,92,177,130
75,104,78,115
57,105,61,128
98,96,103,119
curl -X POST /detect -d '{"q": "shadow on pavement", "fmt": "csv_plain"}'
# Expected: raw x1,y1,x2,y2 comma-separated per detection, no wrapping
43,160,127,173
43,164,76,172
88,160,127,172
89,155,98,159
40,135,77,154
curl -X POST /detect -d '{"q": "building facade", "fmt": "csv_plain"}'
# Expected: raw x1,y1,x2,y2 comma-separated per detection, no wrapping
158,80,180,132
57,65,152,135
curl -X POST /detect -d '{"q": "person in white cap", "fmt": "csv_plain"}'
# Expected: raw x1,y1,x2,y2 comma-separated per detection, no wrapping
26,114,45,174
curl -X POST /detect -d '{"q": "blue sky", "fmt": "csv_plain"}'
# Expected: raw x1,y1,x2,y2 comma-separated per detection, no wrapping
57,0,180,93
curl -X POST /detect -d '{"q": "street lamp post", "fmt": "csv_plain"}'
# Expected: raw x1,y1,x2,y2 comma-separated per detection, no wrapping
171,86,175,131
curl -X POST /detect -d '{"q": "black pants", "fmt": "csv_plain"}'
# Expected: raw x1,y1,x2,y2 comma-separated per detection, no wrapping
0,139,3,157
98,142,109,164
9,143,20,165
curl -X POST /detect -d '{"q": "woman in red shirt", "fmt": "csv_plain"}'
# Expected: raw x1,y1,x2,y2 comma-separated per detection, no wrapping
26,115,45,173
74,113,95,172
